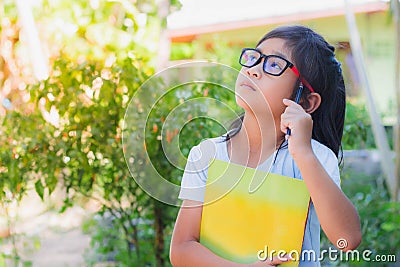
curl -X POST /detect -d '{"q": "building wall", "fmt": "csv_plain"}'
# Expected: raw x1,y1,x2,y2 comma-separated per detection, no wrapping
185,11,396,122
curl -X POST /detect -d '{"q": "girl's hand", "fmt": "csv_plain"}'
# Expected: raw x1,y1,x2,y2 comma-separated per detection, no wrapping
249,254,292,266
280,98,313,159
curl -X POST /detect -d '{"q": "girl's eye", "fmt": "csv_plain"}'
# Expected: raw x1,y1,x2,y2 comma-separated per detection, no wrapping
270,61,283,70
265,57,286,74
245,54,258,64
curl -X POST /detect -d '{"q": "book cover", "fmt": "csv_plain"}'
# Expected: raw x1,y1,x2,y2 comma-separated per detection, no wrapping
200,159,311,266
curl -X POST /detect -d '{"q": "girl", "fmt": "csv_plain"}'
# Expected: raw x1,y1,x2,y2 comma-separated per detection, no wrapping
170,25,361,266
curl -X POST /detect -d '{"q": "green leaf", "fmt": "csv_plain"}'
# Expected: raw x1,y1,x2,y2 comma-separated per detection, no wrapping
0,253,5,267
381,222,397,232
35,180,45,201
46,174,58,196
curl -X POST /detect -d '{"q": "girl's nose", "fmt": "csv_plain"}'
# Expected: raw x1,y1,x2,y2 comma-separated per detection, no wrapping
246,63,262,79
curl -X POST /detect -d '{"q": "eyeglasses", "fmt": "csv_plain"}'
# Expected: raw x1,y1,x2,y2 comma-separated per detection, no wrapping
239,48,315,93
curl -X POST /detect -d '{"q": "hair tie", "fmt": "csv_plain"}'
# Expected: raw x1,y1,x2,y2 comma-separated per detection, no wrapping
331,56,342,75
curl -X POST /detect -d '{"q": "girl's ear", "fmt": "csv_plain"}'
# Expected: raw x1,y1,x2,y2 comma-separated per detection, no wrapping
305,92,321,114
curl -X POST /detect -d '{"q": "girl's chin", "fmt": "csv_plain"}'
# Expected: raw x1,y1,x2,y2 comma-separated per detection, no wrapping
235,94,266,110
235,95,250,110
235,96,277,117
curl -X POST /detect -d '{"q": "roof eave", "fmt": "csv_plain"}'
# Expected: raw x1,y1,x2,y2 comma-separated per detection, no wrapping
167,2,388,43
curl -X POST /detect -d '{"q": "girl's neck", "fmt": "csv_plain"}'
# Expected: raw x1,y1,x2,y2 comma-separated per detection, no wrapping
227,112,285,168
238,112,284,152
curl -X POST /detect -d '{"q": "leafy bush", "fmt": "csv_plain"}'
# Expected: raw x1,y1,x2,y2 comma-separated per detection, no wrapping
321,171,400,266
0,0,187,266
342,101,393,150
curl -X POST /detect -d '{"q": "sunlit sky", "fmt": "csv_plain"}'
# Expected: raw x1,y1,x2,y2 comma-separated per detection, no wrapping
167,0,386,29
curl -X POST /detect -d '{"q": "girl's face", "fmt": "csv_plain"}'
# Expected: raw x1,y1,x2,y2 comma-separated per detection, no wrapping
235,38,298,120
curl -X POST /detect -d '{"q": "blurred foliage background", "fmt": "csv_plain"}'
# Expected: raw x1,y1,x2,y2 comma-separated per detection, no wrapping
0,0,399,266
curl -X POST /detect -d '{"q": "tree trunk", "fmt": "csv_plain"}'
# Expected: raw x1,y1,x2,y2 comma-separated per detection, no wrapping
156,0,170,72
15,0,48,80
154,200,165,267
392,0,400,201
153,0,170,265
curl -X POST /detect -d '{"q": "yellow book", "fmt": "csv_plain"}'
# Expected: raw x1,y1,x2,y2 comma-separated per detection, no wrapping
200,159,311,266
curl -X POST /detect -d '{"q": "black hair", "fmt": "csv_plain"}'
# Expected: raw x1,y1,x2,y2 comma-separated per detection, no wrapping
225,25,346,161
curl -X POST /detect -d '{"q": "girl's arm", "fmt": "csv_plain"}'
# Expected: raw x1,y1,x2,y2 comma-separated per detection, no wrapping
170,200,290,266
281,99,362,251
294,151,361,251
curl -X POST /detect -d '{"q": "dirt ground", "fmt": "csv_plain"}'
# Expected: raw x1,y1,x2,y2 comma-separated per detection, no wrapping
0,187,97,267
30,227,90,267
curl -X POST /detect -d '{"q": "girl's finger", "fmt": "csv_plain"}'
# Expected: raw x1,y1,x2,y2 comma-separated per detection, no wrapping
283,98,298,106
283,98,303,110
267,254,292,265
283,107,300,115
280,117,291,134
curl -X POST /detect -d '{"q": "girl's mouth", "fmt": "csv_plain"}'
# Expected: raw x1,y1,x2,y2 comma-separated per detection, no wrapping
240,83,256,91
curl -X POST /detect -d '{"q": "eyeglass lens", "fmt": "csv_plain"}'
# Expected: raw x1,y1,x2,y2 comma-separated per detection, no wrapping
240,49,288,76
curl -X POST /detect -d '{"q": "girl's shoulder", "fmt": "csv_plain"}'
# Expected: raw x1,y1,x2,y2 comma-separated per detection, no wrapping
187,136,228,162
310,139,341,186
310,139,338,162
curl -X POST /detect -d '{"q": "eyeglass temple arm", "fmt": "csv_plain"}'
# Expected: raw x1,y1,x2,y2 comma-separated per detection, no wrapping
290,66,315,93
